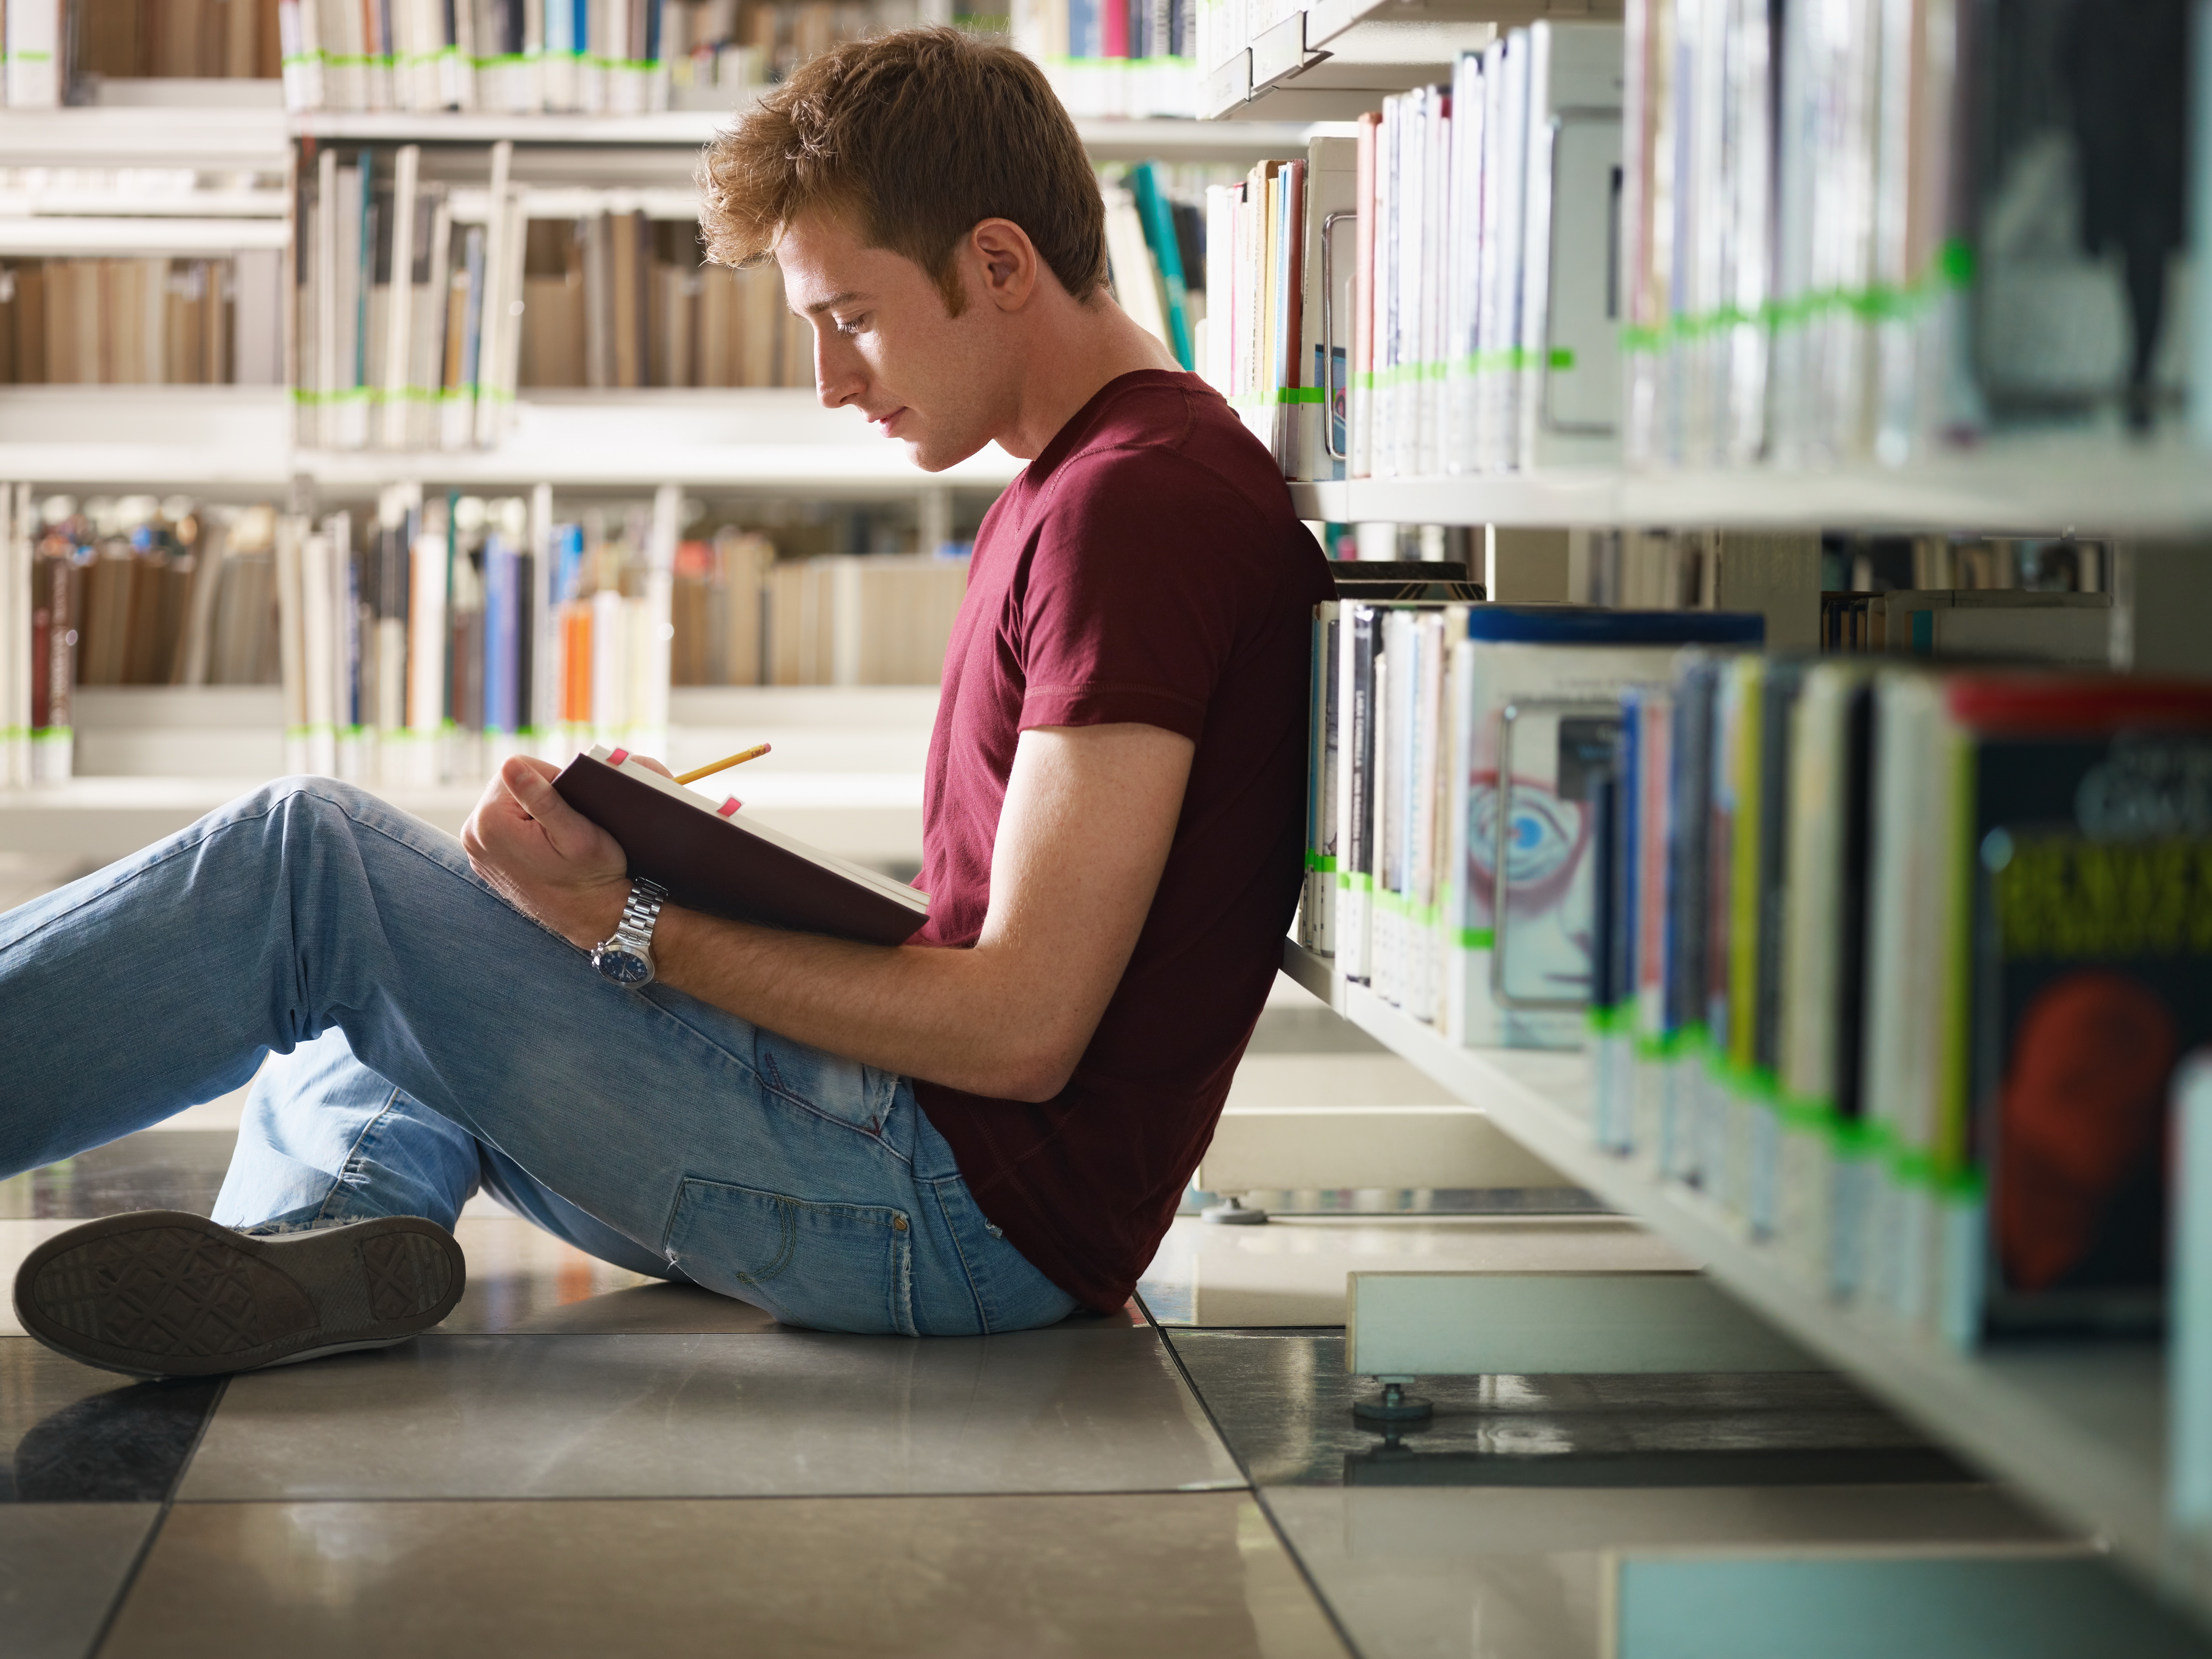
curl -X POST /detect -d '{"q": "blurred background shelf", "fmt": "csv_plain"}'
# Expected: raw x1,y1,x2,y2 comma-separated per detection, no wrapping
0,388,1022,495
3,685,938,866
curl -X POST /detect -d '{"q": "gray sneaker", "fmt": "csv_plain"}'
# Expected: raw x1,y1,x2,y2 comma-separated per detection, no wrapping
13,1210,465,1380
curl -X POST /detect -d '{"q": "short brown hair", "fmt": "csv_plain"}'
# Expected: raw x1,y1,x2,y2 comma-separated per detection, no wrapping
696,28,1107,314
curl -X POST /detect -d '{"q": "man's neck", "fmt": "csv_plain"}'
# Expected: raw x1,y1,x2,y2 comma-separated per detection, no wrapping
995,295,1182,461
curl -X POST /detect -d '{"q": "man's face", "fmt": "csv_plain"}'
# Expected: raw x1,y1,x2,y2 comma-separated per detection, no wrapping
774,210,1009,473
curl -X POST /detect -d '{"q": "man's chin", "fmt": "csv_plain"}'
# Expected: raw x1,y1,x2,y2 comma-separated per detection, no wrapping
898,428,984,474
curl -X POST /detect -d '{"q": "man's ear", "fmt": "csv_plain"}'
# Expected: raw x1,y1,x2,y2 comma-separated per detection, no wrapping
969,218,1040,314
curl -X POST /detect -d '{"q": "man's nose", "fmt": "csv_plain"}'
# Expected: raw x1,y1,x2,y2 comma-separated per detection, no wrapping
814,330,864,410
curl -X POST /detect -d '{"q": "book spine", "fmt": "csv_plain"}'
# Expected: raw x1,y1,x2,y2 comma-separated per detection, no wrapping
31,544,71,782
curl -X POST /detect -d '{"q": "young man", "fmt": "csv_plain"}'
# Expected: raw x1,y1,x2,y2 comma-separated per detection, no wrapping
2,28,1331,1376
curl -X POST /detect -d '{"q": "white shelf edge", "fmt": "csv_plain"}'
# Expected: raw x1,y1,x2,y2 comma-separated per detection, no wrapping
0,216,291,255
3,101,1310,162
1281,937,2212,1630
1288,443,2212,536
0,387,1025,493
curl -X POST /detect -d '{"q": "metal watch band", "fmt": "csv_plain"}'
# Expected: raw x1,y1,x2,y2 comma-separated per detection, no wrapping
616,877,668,948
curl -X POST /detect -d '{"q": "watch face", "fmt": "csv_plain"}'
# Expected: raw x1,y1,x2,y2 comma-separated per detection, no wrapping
594,947,653,986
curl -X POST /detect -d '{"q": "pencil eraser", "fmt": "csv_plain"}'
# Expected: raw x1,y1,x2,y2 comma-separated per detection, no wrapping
608,747,629,766
718,797,741,817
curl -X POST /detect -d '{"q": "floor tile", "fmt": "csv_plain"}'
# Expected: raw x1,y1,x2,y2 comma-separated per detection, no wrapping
1167,1330,1966,1488
1261,1483,2064,1659
0,1502,160,1659
438,1215,778,1334
178,1326,1244,1501
0,1130,236,1220
106,1493,1344,1659
1137,1214,1687,1327
0,1339,221,1502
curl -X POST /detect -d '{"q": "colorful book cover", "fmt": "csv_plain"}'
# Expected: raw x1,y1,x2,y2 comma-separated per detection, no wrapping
1957,677,2212,1339
1450,610,1763,1050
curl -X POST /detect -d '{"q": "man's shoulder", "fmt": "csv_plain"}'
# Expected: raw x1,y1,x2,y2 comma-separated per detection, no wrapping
1048,374,1291,518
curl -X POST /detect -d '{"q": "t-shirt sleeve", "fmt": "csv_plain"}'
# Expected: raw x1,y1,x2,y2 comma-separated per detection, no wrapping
1015,445,1255,744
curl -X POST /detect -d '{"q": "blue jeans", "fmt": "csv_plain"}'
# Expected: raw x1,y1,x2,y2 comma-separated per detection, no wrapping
0,778,1077,1336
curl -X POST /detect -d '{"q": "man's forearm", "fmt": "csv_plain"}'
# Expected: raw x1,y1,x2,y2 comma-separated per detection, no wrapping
652,908,1077,1101
465,725,1191,1103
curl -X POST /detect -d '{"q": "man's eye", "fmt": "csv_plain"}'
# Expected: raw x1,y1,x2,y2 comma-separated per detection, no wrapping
835,315,867,337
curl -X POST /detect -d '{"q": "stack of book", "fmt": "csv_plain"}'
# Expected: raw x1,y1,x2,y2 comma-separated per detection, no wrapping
1299,603,2212,1355
1012,0,1198,117
1200,24,1626,482
1201,140,1340,479
1099,161,1205,374
0,491,293,786
1,255,284,386
1817,590,2113,664
73,0,283,79
267,486,674,786
1621,0,2198,467
518,215,813,390
672,535,969,687
294,145,526,451
276,0,899,114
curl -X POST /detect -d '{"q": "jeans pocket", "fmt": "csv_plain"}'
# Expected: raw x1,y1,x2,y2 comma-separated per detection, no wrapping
663,1177,916,1335
751,1030,900,1140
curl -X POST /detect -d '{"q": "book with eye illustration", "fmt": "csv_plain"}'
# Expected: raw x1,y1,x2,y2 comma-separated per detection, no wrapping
1441,610,1765,1052
551,745,929,947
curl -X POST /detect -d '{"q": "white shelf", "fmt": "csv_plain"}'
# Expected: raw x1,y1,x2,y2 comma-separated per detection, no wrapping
6,98,1314,162
0,215,290,255
290,106,1316,160
0,104,290,168
1279,937,2207,1630
0,771,923,861
1290,434,2212,534
293,108,749,144
0,387,1021,494
1205,0,1620,118
0,387,296,491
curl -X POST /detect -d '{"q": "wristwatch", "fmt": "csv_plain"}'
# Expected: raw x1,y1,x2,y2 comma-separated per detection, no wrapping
590,877,670,987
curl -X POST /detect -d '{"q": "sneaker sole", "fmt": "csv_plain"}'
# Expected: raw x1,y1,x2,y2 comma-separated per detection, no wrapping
13,1210,466,1380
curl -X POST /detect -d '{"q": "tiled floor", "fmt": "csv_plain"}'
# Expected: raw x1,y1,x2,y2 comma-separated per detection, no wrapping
3,981,2205,1653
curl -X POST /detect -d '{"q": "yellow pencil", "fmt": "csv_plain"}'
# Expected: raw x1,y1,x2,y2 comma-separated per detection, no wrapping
675,742,771,785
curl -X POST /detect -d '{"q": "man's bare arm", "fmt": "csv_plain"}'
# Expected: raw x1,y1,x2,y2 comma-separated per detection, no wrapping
461,722,1195,1102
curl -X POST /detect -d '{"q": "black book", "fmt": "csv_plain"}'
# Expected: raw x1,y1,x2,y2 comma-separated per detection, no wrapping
552,747,930,947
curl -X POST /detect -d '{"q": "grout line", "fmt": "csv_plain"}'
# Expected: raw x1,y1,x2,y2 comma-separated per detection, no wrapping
160,1486,1257,1507
85,1373,229,1658
1147,1326,1369,1659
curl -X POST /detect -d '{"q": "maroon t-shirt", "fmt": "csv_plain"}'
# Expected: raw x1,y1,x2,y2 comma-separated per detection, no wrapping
912,369,1333,1312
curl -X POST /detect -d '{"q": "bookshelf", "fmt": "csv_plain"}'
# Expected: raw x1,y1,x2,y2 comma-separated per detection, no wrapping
1219,0,2212,1644
0,684,936,863
1288,436,2212,536
1281,938,2197,1626
1,80,1287,835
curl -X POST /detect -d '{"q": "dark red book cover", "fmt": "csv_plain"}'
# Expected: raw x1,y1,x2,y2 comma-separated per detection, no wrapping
551,749,929,948
1957,674,2212,1337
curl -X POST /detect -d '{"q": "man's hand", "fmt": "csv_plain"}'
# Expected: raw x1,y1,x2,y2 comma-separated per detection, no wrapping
461,755,639,949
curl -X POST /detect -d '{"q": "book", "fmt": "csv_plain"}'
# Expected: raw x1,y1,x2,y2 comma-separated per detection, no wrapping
1445,609,1765,1051
1950,676,2212,1340
552,744,929,946
1517,21,1625,469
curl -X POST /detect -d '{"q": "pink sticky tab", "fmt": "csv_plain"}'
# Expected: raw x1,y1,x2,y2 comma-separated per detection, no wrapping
718,797,742,817
607,747,629,766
